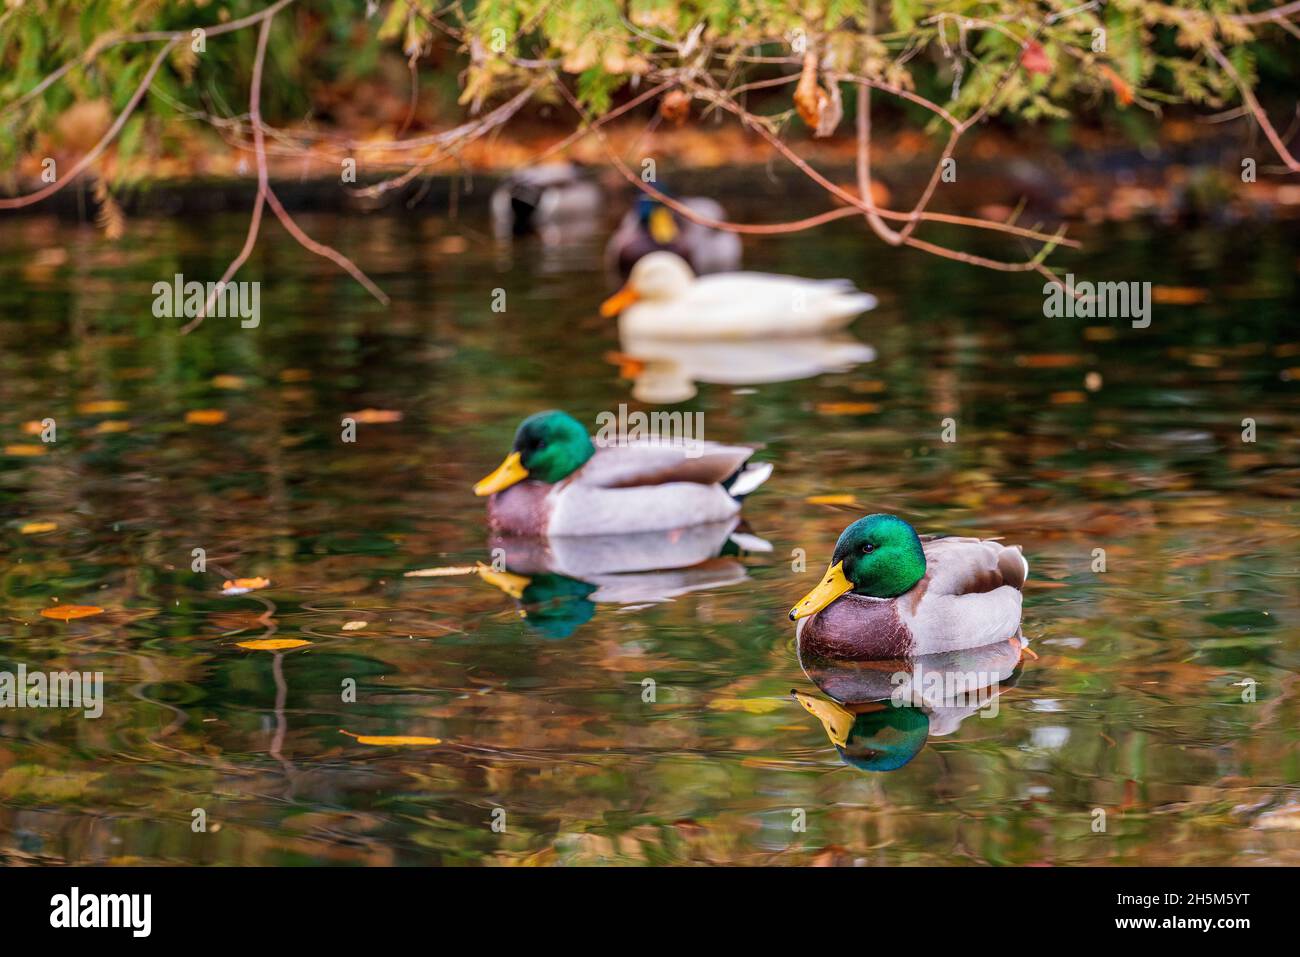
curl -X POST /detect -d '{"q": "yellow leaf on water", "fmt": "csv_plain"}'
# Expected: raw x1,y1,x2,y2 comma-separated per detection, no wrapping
20,521,58,534
77,400,128,414
21,421,45,435
211,375,246,390
805,494,858,506
341,620,368,631
95,420,131,433
339,730,441,746
40,605,104,621
185,409,227,425
4,444,46,457
236,638,311,651
404,565,479,577
708,697,785,715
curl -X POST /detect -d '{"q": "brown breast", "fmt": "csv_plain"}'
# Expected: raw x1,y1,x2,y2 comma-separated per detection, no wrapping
797,593,913,662
486,481,552,536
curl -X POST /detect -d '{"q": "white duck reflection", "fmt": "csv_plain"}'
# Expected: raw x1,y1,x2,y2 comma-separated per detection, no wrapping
616,332,877,404
481,519,771,638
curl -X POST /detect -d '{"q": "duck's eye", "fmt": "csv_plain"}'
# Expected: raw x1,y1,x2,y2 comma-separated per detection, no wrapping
862,543,875,554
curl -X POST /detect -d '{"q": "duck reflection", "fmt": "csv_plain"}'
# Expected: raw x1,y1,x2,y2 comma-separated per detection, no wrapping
616,333,876,404
481,519,771,638
794,638,1025,772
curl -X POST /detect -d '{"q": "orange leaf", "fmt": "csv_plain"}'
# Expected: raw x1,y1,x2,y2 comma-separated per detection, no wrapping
185,409,227,425
1022,41,1052,76
1099,65,1133,107
805,494,858,506
347,409,403,424
40,605,104,621
816,402,880,415
19,521,58,534
1152,286,1209,305
222,576,270,595
4,444,46,457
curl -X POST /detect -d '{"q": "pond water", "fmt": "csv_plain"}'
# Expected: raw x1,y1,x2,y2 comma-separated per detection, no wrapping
1,180,1297,865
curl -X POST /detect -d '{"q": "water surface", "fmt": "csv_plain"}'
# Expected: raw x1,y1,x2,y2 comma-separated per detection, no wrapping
1,185,1298,865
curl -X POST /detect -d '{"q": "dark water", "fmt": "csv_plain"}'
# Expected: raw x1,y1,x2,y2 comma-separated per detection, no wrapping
1,188,1298,865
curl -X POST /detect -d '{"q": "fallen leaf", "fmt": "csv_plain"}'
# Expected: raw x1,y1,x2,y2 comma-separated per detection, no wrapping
341,620,368,631
1050,391,1087,404
1152,286,1209,305
339,730,441,746
211,374,247,390
40,605,104,621
94,420,131,433
20,521,58,534
708,697,785,715
185,409,227,425
236,638,311,651
659,89,691,126
77,400,127,414
404,565,479,577
816,402,880,415
346,409,403,424
222,576,271,595
1015,354,1083,369
805,494,858,506
4,444,46,457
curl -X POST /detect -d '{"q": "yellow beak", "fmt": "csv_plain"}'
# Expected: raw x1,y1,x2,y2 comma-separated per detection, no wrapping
648,206,678,244
791,689,854,748
600,284,641,318
789,561,853,620
476,562,532,599
473,450,528,496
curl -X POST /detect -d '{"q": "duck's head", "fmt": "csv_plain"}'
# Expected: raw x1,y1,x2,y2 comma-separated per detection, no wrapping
473,410,594,495
636,196,680,245
600,251,695,316
789,514,927,620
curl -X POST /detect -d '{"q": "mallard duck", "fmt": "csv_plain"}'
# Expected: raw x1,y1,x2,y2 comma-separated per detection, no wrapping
600,252,877,340
490,162,603,238
605,195,743,276
790,514,1028,660
473,410,772,536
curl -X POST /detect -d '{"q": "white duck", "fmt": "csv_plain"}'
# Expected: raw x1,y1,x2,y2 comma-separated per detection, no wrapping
600,251,877,340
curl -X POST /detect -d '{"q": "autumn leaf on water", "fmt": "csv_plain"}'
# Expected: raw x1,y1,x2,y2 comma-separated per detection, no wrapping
339,730,441,746
707,697,785,715
40,605,104,621
346,409,403,424
222,577,270,595
95,420,131,433
19,522,58,534
403,565,479,578
805,494,858,506
816,402,880,415
185,409,227,425
341,620,367,631
236,638,311,651
1152,286,1209,305
4,444,46,457
76,399,128,414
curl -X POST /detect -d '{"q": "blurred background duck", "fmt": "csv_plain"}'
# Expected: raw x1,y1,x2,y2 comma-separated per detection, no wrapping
790,514,1029,660
491,162,602,238
601,251,876,339
606,194,742,276
473,410,772,536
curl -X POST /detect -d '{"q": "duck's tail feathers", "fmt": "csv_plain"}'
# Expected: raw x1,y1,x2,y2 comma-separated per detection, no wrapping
728,531,773,553
725,461,773,500
831,292,878,318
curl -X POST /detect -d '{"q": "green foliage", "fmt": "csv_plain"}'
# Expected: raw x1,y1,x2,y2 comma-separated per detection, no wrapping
0,0,1296,181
